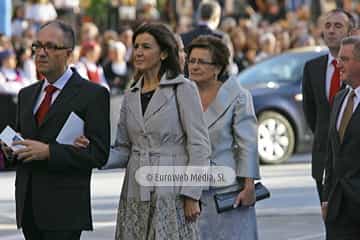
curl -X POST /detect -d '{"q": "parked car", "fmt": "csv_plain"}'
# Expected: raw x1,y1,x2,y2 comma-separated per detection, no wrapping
234,46,327,164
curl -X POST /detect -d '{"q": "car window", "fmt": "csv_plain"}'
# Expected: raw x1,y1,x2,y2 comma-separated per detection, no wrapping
237,51,326,85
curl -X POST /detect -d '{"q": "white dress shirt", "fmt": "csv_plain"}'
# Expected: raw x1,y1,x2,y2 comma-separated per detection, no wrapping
33,67,73,114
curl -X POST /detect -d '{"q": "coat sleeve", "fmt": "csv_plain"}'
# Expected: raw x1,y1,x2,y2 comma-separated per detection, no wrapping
232,88,260,179
48,86,110,171
176,81,211,200
302,62,316,132
106,93,131,169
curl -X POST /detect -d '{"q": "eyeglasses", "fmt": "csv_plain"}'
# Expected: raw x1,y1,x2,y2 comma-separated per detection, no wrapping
187,58,215,66
31,42,70,53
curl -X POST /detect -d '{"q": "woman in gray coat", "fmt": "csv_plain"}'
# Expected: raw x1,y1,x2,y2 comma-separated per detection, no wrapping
187,36,260,240
112,23,211,239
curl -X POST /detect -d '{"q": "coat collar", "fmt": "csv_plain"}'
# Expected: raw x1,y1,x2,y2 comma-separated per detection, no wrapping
127,74,186,126
204,76,241,128
130,74,186,91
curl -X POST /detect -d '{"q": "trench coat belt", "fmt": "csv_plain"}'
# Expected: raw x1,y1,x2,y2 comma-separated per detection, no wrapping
130,145,187,201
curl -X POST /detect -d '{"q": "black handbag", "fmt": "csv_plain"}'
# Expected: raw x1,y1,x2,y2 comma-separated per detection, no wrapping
214,182,270,213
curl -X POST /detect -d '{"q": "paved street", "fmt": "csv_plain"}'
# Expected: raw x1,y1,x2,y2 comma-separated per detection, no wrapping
0,153,325,240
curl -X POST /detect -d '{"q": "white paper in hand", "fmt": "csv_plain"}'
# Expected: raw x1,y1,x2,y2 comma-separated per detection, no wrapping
0,126,25,151
56,112,84,145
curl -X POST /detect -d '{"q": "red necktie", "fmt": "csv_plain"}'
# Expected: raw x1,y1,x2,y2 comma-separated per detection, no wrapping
36,85,58,125
329,59,340,105
86,67,100,83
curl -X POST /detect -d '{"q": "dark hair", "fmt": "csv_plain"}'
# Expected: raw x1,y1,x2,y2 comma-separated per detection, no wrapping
12,5,24,21
186,35,230,81
39,20,76,50
199,1,220,21
132,23,181,79
118,25,132,35
327,9,357,32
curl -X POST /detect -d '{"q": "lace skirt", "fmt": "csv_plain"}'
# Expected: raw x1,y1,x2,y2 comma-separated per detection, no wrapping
115,193,200,240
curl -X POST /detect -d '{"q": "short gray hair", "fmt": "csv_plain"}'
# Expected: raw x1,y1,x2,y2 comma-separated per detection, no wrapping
341,36,360,60
40,20,75,50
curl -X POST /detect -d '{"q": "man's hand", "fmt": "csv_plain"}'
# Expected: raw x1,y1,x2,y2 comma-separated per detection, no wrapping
184,197,201,222
0,140,14,160
321,201,328,222
13,140,50,162
74,135,90,149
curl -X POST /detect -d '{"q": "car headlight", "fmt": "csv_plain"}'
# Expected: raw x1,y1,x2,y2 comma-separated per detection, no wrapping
294,93,303,101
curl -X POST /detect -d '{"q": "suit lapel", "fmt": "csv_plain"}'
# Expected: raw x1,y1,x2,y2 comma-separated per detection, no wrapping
342,90,360,141
331,89,348,146
205,77,239,128
26,81,44,132
38,72,82,128
317,55,331,109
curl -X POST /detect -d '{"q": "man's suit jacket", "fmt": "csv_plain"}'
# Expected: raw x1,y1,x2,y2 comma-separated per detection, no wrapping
323,88,360,223
180,25,223,48
15,69,110,230
302,54,332,181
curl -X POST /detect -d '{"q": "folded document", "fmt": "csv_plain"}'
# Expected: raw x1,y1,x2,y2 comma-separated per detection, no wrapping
0,126,25,151
56,112,84,145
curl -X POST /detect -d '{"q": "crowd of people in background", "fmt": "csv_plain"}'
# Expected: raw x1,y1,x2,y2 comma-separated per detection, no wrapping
1,0,360,97
1,1,360,239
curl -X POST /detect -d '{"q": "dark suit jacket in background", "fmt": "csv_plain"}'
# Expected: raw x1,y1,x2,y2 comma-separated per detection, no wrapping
323,88,360,224
15,69,110,231
180,24,224,48
302,54,332,182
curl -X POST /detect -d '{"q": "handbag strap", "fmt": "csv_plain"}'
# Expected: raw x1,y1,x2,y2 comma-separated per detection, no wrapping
174,84,185,133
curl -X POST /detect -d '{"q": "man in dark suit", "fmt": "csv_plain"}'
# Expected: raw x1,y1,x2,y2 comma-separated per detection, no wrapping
180,0,234,79
181,1,233,58
181,0,223,47
7,21,110,240
302,9,355,202
322,36,360,240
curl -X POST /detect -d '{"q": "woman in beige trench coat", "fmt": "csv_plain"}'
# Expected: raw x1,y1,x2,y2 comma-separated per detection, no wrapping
112,23,211,240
